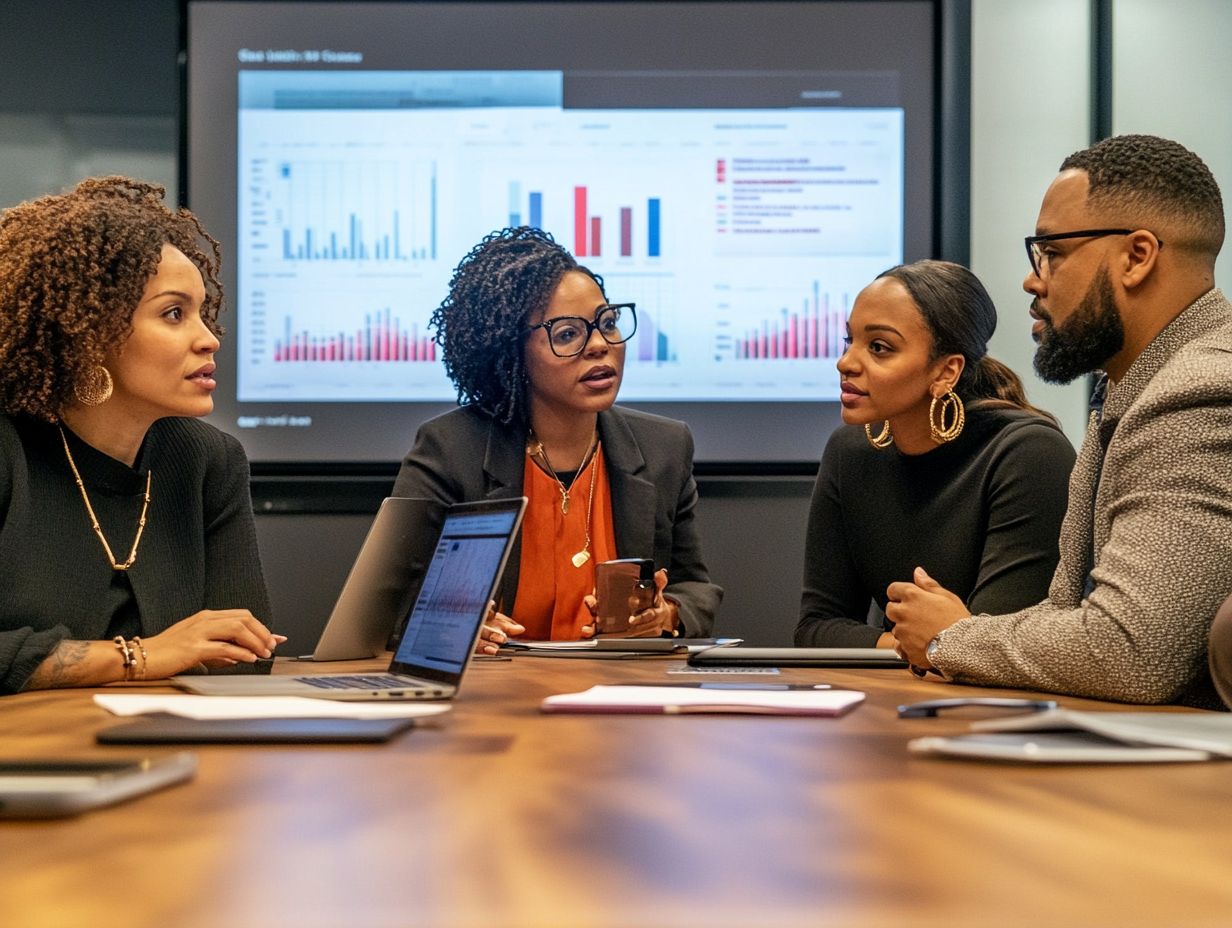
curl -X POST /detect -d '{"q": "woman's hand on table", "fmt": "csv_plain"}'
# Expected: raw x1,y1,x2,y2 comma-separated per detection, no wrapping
145,609,286,678
476,602,526,655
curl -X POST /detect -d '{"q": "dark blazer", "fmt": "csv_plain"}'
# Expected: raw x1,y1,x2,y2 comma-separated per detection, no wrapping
393,404,722,636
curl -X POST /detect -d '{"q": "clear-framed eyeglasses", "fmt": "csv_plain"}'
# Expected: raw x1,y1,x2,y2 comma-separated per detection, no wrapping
527,303,638,358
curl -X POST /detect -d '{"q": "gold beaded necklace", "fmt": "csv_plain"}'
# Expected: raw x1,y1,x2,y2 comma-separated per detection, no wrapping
58,426,151,572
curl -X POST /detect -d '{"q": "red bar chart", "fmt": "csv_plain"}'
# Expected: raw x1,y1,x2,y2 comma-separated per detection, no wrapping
734,282,849,360
273,308,437,363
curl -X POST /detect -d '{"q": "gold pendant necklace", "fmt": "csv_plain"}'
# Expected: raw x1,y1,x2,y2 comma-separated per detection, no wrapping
527,430,597,515
59,426,152,572
527,430,600,568
570,456,600,568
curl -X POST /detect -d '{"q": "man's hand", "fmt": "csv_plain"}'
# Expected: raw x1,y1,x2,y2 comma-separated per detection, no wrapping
885,567,968,667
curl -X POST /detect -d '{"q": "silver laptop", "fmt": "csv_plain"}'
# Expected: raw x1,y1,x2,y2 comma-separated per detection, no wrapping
174,497,527,700
306,496,443,661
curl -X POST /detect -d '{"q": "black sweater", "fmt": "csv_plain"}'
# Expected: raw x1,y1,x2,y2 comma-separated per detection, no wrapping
0,415,271,693
796,406,1075,647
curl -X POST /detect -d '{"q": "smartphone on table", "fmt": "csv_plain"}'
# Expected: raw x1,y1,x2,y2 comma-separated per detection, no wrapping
595,558,656,636
0,754,197,818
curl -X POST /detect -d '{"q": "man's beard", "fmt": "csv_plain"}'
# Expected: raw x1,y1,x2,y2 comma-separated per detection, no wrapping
1032,268,1125,384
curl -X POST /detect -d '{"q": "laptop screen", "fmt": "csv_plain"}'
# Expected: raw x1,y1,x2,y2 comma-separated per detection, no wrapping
389,501,522,679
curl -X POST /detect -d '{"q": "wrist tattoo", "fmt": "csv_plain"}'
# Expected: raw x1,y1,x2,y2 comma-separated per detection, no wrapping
26,640,93,690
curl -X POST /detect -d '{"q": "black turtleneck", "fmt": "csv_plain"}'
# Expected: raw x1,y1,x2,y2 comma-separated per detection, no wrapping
0,415,271,693
796,405,1075,647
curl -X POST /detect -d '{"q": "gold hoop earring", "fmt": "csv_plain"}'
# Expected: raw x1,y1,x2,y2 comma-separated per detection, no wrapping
74,366,114,407
864,421,893,449
929,390,965,443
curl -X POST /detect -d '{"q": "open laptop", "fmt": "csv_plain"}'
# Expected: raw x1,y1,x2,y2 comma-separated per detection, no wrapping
305,496,443,661
174,497,527,700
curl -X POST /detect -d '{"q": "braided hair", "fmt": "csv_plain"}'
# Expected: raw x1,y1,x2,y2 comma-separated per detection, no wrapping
432,226,604,426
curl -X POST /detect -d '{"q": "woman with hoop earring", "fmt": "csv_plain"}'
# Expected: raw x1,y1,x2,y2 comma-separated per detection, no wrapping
0,177,279,693
796,260,1075,648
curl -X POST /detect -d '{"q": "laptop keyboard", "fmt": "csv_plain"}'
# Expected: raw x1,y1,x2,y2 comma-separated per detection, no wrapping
294,674,429,691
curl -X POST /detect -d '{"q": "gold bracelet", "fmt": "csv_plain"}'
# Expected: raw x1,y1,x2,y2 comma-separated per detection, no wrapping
130,637,148,681
113,636,134,682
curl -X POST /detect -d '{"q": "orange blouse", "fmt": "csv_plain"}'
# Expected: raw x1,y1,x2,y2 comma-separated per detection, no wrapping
512,446,618,640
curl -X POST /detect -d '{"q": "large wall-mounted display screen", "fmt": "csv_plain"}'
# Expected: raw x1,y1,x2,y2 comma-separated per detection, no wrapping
185,1,943,464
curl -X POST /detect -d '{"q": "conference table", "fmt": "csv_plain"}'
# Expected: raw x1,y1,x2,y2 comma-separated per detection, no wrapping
2,653,1230,928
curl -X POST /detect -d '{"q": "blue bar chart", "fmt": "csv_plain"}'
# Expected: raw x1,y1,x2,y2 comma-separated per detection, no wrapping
637,311,676,363
251,157,439,265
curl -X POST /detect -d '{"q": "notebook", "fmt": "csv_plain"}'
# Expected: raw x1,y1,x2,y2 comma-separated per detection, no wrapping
498,638,744,660
499,638,686,658
688,647,908,669
909,708,1232,763
305,496,443,661
97,714,418,744
174,497,527,700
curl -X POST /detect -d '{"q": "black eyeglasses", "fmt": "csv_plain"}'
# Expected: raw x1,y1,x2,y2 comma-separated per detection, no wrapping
527,303,637,358
1024,228,1164,278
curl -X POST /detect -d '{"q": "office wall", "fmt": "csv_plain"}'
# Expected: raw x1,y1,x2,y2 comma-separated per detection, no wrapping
0,1,178,207
1,1,1227,650
969,0,1089,445
1112,0,1232,288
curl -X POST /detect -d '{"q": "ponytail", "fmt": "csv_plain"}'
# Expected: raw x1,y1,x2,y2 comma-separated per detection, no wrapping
963,355,1058,425
875,260,1060,426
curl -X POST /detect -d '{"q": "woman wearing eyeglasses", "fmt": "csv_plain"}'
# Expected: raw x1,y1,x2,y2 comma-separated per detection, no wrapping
394,227,721,648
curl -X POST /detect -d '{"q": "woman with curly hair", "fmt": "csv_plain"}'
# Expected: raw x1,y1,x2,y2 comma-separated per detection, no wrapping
0,176,281,693
394,227,721,647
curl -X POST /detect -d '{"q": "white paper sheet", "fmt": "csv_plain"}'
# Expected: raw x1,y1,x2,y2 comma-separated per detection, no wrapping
542,685,864,715
94,694,452,721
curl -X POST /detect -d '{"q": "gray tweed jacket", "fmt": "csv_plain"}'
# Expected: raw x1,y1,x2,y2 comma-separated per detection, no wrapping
933,288,1232,707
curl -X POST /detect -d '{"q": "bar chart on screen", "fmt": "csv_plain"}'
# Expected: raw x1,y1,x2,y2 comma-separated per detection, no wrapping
234,73,904,405
728,282,851,361
239,288,455,401
506,181,663,260
697,279,854,399
270,307,437,364
246,156,439,267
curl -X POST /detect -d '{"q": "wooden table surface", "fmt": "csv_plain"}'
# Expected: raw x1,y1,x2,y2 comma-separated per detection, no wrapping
1,655,1230,928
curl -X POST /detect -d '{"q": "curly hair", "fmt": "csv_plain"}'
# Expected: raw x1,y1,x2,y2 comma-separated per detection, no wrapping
432,226,604,427
1061,134,1225,259
0,176,223,420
